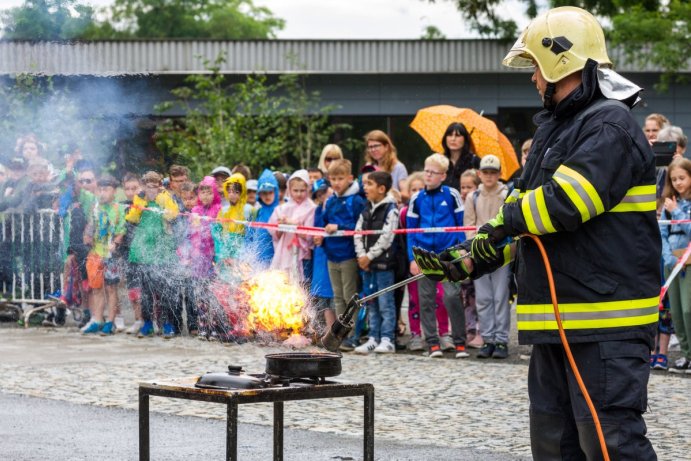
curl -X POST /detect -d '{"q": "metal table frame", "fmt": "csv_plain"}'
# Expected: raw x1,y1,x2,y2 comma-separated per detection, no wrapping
139,377,374,461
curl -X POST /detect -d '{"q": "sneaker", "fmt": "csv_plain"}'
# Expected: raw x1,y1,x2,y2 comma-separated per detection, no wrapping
477,343,495,359
455,345,470,358
466,335,484,349
82,321,103,335
492,343,509,359
126,320,143,335
114,316,125,330
100,321,116,336
669,357,690,374
79,319,97,333
162,323,176,339
77,309,91,329
652,354,668,370
339,337,359,352
374,338,395,354
427,344,443,358
407,335,425,352
440,335,455,351
137,320,155,338
354,337,378,354
649,353,657,369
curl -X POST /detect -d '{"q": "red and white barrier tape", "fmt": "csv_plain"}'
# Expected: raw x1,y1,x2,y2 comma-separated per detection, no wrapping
659,241,691,307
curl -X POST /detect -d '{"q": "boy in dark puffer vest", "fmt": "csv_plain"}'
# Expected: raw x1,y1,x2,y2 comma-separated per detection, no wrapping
353,171,399,354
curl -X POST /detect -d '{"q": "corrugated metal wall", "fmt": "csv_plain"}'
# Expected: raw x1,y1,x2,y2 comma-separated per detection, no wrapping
0,39,660,76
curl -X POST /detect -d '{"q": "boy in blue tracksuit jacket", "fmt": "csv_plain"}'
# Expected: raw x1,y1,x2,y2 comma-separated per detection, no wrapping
314,159,366,347
407,153,468,358
250,169,280,266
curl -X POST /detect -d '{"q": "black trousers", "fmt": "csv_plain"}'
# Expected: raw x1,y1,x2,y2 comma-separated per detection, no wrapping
529,341,657,461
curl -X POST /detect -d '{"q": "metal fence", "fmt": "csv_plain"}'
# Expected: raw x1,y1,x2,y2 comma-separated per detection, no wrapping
0,211,64,302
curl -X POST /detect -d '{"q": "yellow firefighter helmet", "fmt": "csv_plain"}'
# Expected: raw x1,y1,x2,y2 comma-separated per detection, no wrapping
502,6,612,83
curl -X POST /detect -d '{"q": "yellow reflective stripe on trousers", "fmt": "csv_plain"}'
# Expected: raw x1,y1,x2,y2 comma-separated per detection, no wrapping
521,187,557,235
517,296,659,330
553,165,604,222
610,185,656,213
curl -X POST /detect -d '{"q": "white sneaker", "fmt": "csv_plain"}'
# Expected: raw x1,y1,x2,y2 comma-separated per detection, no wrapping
126,320,144,335
407,335,425,351
440,334,455,351
114,316,125,330
354,337,378,355
374,338,395,354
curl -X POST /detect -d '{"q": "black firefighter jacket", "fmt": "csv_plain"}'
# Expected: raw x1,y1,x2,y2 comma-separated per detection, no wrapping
503,62,660,347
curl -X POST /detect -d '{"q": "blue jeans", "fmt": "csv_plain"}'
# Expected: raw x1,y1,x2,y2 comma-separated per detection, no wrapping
362,269,396,341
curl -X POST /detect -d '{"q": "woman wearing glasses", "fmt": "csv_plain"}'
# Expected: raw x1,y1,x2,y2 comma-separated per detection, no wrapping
363,130,408,192
317,144,344,175
441,122,480,191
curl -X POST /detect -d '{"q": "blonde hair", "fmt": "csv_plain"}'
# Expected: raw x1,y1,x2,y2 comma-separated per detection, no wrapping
425,153,449,172
141,171,163,186
406,172,425,192
327,158,352,177
318,144,344,172
461,168,480,186
364,130,399,173
645,113,670,130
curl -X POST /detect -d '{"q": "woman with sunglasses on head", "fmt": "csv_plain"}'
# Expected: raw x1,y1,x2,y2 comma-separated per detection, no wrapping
363,130,408,193
440,122,481,191
317,144,344,176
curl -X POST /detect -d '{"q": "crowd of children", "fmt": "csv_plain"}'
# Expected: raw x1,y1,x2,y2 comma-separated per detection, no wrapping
2,117,689,368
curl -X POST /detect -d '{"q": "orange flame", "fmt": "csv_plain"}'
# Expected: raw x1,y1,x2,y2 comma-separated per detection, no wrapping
243,270,307,334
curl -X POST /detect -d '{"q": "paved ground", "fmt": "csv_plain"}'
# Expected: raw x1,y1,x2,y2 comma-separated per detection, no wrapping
0,325,688,460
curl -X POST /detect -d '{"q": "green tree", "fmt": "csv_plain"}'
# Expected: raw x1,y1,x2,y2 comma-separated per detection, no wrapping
421,25,447,40
1,0,98,40
94,0,284,39
154,53,351,179
428,0,690,87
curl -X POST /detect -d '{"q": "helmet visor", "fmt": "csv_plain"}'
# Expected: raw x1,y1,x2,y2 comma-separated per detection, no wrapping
502,48,535,69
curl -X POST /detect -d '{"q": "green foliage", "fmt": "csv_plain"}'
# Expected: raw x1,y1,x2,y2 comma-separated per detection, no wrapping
610,0,690,90
93,0,284,39
421,25,447,40
1,0,97,40
154,53,351,179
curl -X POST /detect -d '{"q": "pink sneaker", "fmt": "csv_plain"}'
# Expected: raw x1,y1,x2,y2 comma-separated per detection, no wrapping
467,335,484,349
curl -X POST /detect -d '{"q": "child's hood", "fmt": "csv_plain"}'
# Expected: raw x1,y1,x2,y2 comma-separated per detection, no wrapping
257,169,279,207
198,175,222,208
287,169,311,202
369,192,397,211
337,180,360,198
478,182,508,197
222,173,247,204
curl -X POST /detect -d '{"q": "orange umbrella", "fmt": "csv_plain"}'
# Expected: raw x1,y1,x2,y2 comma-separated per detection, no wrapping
410,105,520,181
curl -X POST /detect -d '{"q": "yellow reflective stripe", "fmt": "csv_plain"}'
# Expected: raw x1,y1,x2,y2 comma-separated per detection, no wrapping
521,194,540,234
519,191,527,198
554,165,605,218
517,296,659,314
610,185,656,213
533,187,557,233
553,175,591,222
518,313,659,330
517,296,659,330
505,189,520,204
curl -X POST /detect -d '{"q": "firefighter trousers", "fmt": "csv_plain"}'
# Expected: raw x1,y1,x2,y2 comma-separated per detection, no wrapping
528,341,657,461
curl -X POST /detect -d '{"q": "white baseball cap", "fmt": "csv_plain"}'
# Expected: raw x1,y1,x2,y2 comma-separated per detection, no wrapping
479,155,501,172
211,166,231,177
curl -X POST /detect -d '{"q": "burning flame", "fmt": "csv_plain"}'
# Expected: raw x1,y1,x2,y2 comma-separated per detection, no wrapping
243,270,307,334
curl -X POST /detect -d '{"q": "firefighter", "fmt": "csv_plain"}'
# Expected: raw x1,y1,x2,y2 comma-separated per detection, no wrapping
413,6,659,460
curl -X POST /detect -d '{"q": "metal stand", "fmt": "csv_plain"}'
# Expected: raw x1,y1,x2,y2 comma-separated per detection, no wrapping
139,377,375,461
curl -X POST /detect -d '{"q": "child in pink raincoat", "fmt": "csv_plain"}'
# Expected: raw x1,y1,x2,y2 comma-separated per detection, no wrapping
269,169,316,283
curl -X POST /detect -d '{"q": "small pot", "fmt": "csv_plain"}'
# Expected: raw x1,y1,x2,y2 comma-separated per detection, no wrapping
264,352,342,378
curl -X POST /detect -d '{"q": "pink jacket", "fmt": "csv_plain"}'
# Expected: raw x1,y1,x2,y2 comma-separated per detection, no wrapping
187,176,222,276
268,170,316,280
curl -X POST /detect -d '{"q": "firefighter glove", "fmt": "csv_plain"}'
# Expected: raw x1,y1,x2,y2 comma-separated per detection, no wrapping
413,247,470,283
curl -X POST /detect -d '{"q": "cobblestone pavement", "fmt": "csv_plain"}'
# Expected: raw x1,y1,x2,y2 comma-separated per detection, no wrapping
0,327,689,459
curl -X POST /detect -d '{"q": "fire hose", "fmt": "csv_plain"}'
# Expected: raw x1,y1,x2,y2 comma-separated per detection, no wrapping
321,236,612,461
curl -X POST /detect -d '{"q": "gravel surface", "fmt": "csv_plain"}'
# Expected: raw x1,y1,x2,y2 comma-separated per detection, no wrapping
0,326,688,459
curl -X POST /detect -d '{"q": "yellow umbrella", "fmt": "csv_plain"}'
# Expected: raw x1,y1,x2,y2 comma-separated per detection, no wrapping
410,105,520,181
